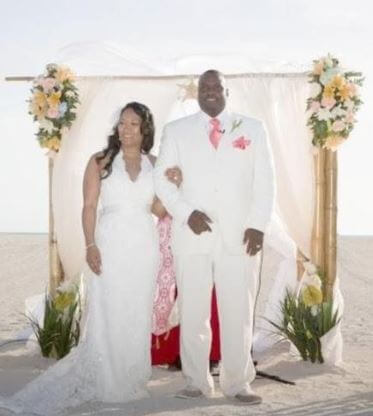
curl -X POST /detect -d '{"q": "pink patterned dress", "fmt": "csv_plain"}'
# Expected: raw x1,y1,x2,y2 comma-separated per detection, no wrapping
152,215,177,336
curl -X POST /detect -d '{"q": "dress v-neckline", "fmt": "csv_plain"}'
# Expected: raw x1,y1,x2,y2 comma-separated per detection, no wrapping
120,152,143,183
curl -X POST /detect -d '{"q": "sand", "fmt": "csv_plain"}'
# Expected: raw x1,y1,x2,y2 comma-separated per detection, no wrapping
0,234,372,415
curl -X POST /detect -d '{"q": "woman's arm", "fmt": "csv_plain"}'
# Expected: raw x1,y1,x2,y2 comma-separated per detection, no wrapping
151,196,167,218
82,155,102,274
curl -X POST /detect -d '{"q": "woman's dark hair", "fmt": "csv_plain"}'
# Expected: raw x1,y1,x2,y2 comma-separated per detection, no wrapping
96,102,155,179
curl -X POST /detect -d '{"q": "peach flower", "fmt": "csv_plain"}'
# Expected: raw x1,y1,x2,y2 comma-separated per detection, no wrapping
321,96,336,109
348,82,358,98
313,61,324,75
345,112,355,123
55,66,75,83
47,108,59,119
332,120,346,132
310,101,321,113
40,77,56,92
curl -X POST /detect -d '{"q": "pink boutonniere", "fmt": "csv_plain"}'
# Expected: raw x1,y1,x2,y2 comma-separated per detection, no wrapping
232,136,251,150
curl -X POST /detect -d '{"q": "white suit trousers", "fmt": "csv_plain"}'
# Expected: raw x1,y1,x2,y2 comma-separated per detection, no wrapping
174,240,260,396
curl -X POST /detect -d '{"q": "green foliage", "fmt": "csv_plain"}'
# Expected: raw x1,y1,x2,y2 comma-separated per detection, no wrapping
29,289,81,360
269,290,340,363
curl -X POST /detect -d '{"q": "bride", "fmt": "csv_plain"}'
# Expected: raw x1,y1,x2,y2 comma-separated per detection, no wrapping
1,102,181,415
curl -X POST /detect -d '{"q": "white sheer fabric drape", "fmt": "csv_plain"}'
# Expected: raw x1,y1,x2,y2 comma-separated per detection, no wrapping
53,76,313,281
52,75,343,361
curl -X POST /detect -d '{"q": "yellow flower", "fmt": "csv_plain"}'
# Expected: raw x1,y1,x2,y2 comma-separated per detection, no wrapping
323,84,335,99
54,291,75,311
47,91,62,109
30,91,48,119
33,90,48,107
42,136,60,151
324,134,345,151
55,65,75,83
330,74,346,90
302,285,323,306
336,83,350,101
29,101,47,119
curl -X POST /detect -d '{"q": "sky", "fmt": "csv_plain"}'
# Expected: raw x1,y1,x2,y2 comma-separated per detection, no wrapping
0,0,372,234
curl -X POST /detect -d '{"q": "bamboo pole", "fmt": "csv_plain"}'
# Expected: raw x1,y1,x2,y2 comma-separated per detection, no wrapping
311,148,326,271
48,157,64,296
324,150,338,300
311,146,338,301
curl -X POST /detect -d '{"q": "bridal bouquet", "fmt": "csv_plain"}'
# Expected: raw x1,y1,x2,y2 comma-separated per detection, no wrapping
269,262,341,363
29,278,82,359
28,63,79,152
307,54,363,151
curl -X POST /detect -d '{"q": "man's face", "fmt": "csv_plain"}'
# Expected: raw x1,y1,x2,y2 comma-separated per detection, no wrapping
198,72,227,117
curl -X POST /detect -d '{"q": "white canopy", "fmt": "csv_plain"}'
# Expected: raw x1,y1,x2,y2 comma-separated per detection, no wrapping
49,44,323,355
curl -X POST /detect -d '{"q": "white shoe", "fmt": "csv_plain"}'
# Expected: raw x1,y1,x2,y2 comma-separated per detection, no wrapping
234,388,262,405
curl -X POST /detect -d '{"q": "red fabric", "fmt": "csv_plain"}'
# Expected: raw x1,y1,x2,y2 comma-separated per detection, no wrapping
151,287,221,364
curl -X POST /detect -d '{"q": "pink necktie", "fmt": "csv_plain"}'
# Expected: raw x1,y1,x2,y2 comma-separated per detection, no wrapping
209,118,222,149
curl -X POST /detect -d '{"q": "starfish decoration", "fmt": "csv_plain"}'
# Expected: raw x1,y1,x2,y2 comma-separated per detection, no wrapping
177,78,198,101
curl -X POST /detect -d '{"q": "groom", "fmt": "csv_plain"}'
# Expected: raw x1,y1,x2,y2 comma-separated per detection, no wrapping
154,70,275,404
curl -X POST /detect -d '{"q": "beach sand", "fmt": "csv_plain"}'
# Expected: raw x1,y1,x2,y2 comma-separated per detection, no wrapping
0,234,372,415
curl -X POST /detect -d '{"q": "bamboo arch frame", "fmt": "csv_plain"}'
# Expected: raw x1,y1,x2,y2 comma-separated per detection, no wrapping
6,72,337,299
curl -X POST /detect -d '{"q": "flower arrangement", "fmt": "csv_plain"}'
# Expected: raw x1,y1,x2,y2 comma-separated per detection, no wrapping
307,54,363,151
28,63,79,152
29,278,82,359
269,261,341,363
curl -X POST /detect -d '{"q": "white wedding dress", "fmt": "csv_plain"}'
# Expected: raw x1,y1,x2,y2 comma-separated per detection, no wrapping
1,152,159,415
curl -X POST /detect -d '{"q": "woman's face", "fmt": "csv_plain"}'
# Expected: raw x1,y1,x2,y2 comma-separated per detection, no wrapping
117,108,143,149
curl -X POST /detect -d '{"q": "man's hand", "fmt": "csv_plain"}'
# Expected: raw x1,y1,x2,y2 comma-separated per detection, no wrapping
165,166,183,187
243,228,264,256
187,210,212,235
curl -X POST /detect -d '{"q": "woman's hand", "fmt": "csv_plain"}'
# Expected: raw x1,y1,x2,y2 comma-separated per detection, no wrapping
86,245,102,275
165,166,183,187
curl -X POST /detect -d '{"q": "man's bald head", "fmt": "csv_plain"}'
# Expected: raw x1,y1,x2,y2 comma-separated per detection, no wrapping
198,69,228,117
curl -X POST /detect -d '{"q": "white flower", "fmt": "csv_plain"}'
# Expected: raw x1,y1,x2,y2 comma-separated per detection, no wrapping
302,274,322,289
332,120,346,132
311,305,319,316
65,90,75,98
303,261,317,275
307,273,323,289
317,108,332,121
331,106,346,118
39,119,55,134
57,275,80,294
345,99,355,111
301,261,322,291
310,82,322,98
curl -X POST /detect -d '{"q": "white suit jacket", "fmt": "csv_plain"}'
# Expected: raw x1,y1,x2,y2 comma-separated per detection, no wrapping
154,111,276,256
